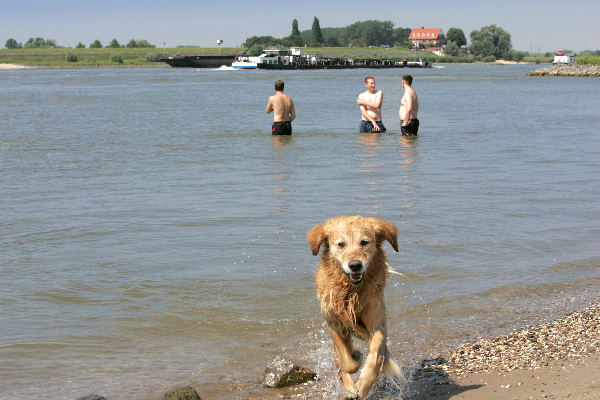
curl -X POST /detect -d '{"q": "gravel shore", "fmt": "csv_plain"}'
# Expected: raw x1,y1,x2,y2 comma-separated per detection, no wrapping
528,63,600,77
215,304,600,399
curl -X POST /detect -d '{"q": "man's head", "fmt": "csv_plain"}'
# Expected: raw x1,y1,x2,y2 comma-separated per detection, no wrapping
364,76,376,92
274,80,284,92
402,75,413,87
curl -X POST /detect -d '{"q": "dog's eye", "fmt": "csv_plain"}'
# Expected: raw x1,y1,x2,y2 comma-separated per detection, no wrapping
361,240,369,246
337,242,345,248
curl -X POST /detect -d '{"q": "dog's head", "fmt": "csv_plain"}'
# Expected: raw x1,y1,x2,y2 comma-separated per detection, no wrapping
307,216,398,286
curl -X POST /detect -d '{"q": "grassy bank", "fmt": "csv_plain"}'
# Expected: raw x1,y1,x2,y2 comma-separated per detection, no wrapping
0,47,239,68
576,55,600,65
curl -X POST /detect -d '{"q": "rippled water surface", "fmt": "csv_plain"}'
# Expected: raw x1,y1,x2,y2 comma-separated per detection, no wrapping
1,65,599,399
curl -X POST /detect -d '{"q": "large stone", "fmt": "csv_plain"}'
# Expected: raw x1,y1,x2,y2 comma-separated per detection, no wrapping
528,63,600,77
263,355,317,388
162,386,201,400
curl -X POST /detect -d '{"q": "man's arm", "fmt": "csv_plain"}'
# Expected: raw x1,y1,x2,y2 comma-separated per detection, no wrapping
266,97,273,114
289,99,296,121
402,93,413,126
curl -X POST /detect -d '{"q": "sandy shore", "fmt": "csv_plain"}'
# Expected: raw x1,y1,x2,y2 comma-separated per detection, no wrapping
234,304,600,400
0,63,32,69
407,304,600,399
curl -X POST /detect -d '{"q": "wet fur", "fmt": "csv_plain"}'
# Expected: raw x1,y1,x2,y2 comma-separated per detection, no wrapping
308,216,401,399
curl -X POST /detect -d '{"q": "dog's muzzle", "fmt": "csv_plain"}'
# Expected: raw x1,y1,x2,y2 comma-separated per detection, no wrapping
347,260,364,285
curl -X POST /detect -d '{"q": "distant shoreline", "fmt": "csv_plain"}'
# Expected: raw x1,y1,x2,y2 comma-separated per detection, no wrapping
1,61,540,71
143,302,600,399
1,46,550,69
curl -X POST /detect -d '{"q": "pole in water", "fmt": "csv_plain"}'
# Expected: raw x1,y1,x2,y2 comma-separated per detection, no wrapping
217,39,223,55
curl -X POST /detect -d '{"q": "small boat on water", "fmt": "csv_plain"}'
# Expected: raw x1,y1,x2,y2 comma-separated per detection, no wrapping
553,50,575,64
231,58,258,69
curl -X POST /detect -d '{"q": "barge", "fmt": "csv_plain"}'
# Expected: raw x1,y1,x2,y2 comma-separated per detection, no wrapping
161,54,236,68
163,47,431,69
234,48,431,70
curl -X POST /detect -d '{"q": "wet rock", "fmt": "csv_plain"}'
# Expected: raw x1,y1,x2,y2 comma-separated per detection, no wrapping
76,396,107,400
162,386,201,400
528,64,600,77
263,355,317,388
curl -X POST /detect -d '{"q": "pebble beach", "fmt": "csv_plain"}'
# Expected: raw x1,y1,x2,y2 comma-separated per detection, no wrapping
208,303,600,400
528,63,600,77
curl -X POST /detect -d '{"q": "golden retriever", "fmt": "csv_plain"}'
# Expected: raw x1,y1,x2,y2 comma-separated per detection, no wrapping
307,215,401,399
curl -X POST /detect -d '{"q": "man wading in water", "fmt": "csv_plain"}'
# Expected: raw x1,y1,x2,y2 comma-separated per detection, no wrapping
266,80,296,135
357,76,386,133
399,74,419,135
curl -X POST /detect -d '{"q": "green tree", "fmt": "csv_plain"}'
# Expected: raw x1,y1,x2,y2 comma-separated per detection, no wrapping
340,20,394,47
111,54,123,63
76,42,86,48
292,19,301,36
445,41,460,56
469,24,512,58
312,16,324,46
108,38,120,48
446,27,467,47
134,39,154,48
324,36,340,47
392,28,410,45
24,37,47,48
90,39,103,48
126,39,137,48
5,38,21,49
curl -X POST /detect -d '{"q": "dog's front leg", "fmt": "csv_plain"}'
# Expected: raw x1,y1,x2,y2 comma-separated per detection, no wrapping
327,325,359,397
356,327,386,399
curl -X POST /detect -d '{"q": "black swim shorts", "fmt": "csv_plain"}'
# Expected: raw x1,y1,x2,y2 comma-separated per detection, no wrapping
401,119,419,135
359,120,386,133
272,121,292,135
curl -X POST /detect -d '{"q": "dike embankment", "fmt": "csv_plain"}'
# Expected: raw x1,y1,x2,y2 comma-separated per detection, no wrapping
528,63,600,77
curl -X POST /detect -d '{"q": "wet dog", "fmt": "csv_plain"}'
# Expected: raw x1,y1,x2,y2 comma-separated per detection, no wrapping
307,216,401,399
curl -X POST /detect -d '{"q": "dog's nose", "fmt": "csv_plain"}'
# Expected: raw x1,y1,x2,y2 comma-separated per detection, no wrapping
348,260,363,272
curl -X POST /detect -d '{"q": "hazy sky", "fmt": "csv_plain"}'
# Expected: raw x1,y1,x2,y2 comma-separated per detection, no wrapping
1,0,598,52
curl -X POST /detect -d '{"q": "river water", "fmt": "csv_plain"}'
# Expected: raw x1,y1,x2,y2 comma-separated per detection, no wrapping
1,64,599,399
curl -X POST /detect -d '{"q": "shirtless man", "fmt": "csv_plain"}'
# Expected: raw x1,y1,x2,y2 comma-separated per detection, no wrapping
399,75,419,135
356,76,386,133
266,80,296,135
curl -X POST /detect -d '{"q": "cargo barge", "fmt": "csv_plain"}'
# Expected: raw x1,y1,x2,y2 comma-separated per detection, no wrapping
235,48,431,69
161,54,236,68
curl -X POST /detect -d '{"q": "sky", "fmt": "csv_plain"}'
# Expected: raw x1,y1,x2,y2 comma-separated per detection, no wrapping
1,0,599,52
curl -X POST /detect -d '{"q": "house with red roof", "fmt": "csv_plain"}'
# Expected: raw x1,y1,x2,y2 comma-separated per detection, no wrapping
409,27,446,48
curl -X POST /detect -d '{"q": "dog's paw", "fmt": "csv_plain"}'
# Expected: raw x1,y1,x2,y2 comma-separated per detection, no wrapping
343,393,360,400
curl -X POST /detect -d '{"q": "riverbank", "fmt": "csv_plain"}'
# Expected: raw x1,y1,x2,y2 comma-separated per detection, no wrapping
1,47,546,69
528,63,600,76
0,63,34,69
135,303,599,399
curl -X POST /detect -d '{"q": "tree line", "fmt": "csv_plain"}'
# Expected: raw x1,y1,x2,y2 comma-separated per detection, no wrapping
5,37,155,49
243,18,528,60
243,18,411,52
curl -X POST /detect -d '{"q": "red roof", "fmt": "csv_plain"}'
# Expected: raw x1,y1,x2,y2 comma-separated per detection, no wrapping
409,28,442,40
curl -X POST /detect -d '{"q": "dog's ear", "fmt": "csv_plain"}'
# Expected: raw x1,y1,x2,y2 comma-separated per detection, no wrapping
375,219,398,252
307,223,327,256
